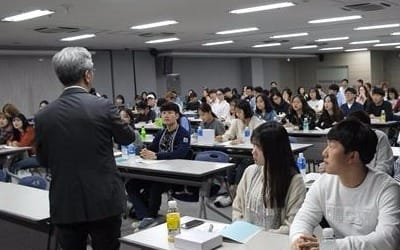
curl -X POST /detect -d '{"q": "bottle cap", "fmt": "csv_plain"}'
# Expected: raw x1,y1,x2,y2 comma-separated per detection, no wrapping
322,228,334,238
299,152,304,158
168,200,177,208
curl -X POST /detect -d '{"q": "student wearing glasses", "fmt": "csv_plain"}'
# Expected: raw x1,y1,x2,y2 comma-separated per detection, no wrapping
232,122,306,234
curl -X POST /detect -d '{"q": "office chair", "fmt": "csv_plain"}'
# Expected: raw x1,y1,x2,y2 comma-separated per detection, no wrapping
0,169,6,182
179,115,192,134
18,175,47,190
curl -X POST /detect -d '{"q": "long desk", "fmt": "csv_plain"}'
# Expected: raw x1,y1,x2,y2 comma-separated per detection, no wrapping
286,129,328,164
120,216,289,250
0,182,52,250
0,145,32,171
117,158,234,220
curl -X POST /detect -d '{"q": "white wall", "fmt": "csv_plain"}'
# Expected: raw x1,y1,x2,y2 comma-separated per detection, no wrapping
382,51,400,86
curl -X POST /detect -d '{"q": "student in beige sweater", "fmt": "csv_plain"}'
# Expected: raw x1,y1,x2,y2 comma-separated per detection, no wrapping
232,121,306,234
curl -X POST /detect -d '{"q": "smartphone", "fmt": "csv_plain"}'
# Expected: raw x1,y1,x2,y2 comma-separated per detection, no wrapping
181,219,204,229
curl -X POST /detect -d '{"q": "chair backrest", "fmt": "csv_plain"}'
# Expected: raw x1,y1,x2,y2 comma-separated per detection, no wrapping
0,170,6,182
195,150,230,163
18,176,47,190
179,115,191,134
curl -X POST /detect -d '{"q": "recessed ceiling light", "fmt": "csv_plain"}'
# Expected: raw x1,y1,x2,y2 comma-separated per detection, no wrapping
202,40,234,46
391,32,400,36
315,37,349,42
270,32,308,39
1,9,54,22
308,15,362,24
290,45,318,50
344,48,368,52
252,43,281,48
130,20,178,30
354,23,400,30
349,40,380,45
60,34,96,41
396,46,400,48
230,2,295,14
373,42,400,47
145,37,180,44
319,47,344,51
216,27,259,35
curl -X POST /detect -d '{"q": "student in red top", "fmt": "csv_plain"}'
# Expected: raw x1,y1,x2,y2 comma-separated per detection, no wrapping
8,113,35,153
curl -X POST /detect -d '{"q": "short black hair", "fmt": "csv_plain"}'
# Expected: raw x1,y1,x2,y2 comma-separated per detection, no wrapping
345,87,357,95
348,110,371,125
372,87,385,97
160,102,180,114
254,86,263,93
327,119,377,164
136,101,148,110
223,87,231,93
328,84,339,92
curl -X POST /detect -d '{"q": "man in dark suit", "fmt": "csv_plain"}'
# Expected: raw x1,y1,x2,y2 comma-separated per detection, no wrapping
35,47,135,250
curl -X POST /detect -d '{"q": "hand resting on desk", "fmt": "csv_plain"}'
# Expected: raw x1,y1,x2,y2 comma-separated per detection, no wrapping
140,148,157,160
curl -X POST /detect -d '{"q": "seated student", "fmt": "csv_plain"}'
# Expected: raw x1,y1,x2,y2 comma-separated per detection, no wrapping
286,95,317,130
348,110,394,176
232,122,306,234
125,102,190,230
216,100,264,143
290,119,400,250
255,94,277,122
366,87,393,121
307,88,323,114
8,113,39,171
119,108,143,151
340,87,364,117
185,91,201,111
198,103,225,136
2,103,20,119
0,112,13,144
316,94,344,129
270,90,290,115
135,101,156,123
224,99,238,128
215,100,264,207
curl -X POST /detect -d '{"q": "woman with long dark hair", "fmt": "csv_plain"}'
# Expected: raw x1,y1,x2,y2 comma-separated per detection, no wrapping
286,95,317,130
198,103,225,136
317,94,344,129
8,113,35,153
232,121,306,233
255,94,277,122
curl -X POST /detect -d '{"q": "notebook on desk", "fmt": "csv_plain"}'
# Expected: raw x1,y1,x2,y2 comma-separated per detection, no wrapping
220,221,263,244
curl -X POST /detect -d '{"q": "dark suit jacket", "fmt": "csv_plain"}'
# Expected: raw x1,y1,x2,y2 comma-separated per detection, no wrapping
35,87,135,224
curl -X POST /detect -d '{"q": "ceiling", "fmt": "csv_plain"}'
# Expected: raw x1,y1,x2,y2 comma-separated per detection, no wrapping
0,0,400,55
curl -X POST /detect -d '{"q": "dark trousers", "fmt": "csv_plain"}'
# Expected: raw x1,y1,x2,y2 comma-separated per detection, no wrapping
227,157,254,185
55,215,121,250
126,179,165,219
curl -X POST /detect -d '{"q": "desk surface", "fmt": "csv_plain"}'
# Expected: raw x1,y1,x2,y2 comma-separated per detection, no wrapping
191,141,312,153
370,120,399,127
0,145,31,156
117,158,234,178
120,216,289,250
286,128,329,137
0,182,49,222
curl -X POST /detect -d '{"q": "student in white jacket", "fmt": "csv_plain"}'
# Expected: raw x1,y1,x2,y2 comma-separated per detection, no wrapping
290,119,400,250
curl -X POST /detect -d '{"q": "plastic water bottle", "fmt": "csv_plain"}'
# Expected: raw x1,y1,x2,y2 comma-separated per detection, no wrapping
243,126,251,144
380,110,386,122
297,153,307,180
303,117,309,132
166,200,180,243
140,126,147,141
320,228,338,250
121,145,128,161
197,126,203,143
127,143,136,160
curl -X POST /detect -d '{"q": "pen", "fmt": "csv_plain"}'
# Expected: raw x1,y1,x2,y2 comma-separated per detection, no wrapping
208,224,213,232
